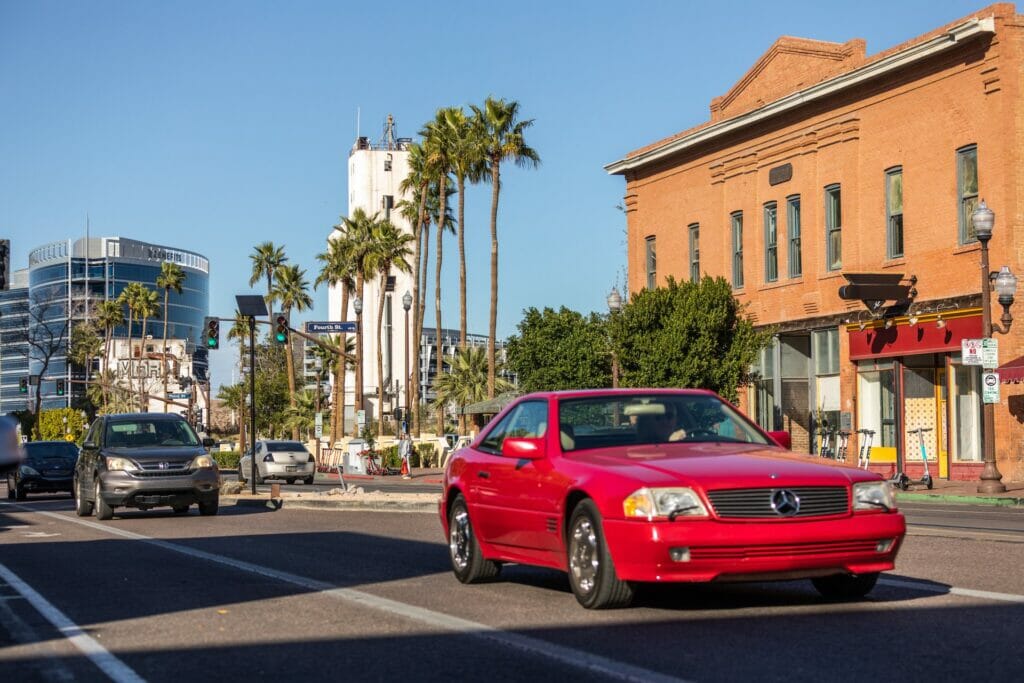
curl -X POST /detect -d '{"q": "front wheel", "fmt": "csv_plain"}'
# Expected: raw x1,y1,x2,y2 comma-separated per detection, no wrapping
6,476,15,500
74,476,94,517
812,572,880,600
94,479,114,520
199,495,219,516
567,500,634,609
448,495,500,583
303,476,314,486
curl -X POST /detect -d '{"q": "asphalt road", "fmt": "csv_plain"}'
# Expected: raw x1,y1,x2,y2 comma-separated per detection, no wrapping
2,491,1023,682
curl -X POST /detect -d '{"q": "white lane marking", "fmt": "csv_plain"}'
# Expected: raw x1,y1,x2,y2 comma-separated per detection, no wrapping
22,531,62,538
0,563,146,683
22,507,687,683
0,584,76,682
879,576,1024,603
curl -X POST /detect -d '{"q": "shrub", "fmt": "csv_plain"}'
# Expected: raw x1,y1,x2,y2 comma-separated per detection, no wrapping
416,443,436,468
213,451,241,469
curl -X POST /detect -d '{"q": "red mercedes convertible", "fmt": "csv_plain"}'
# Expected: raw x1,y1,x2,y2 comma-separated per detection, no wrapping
439,389,905,609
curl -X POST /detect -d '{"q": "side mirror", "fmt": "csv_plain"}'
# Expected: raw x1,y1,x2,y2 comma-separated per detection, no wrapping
202,437,216,448
768,431,792,450
501,437,546,460
82,441,98,451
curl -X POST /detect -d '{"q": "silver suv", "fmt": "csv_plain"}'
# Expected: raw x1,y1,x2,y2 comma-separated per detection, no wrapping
74,413,220,520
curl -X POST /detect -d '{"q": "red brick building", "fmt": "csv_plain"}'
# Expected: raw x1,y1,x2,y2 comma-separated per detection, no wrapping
606,4,1024,482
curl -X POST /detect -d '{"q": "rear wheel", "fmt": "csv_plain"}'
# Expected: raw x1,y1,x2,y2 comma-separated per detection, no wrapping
567,500,634,609
74,476,93,517
448,495,500,583
255,470,265,485
199,495,219,516
303,476,315,485
94,479,114,520
812,572,880,600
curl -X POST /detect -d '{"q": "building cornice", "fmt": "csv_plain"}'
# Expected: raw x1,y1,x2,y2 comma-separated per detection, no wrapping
605,16,995,176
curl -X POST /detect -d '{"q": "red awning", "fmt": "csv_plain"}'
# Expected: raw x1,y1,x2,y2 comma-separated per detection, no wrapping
998,355,1024,383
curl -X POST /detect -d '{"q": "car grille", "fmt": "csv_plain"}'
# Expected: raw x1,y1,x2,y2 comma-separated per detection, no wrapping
133,460,193,477
691,539,878,560
133,469,192,478
706,486,849,519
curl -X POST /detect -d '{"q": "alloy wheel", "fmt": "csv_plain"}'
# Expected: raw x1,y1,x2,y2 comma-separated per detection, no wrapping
449,510,471,571
569,517,599,594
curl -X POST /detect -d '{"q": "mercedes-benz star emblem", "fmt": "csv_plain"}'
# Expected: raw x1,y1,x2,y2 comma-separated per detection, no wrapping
770,489,800,517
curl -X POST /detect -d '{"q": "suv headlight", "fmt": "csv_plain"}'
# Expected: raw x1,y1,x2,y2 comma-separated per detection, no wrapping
191,455,215,470
853,481,896,511
623,487,709,520
105,456,139,472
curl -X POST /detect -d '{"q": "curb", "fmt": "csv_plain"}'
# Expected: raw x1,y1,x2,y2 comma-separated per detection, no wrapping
222,494,437,513
898,492,1024,507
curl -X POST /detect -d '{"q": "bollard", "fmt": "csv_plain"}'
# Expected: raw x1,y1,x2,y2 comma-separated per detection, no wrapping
270,483,281,498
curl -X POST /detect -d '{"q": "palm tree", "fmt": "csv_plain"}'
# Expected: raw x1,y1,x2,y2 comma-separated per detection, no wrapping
249,242,288,321
398,142,430,438
432,346,512,430
444,106,486,351
227,312,250,455
117,282,146,408
156,261,185,412
365,219,414,437
283,390,319,441
315,235,357,442
95,300,125,405
269,263,313,440
135,287,161,409
217,383,248,447
471,97,540,397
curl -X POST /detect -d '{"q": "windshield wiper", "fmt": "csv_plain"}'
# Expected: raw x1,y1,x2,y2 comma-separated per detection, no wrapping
668,505,700,521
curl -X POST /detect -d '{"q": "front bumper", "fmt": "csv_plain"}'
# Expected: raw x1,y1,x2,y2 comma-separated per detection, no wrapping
20,475,74,493
602,512,906,583
99,469,220,509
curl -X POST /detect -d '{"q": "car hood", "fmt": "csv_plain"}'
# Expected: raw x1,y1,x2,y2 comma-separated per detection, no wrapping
577,442,866,490
102,446,206,461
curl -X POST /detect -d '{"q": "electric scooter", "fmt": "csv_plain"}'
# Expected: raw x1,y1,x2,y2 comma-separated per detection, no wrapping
856,428,875,469
905,426,934,490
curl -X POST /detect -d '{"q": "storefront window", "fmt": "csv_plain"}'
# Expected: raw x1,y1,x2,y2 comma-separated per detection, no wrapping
951,361,982,462
857,360,896,448
751,340,777,430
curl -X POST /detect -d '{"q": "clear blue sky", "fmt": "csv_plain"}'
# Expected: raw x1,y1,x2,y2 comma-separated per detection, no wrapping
0,0,987,386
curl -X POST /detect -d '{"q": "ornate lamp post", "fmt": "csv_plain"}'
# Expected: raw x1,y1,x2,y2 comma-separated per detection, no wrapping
972,200,1017,494
402,290,412,432
353,295,363,438
607,287,622,388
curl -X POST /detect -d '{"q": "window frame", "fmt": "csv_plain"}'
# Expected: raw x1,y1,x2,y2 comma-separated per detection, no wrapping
786,195,802,278
886,167,904,258
645,236,656,289
825,184,842,271
731,211,744,288
763,202,778,283
957,145,978,245
688,223,700,282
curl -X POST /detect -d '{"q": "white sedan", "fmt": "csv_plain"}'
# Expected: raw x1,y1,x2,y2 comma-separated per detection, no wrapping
238,440,315,485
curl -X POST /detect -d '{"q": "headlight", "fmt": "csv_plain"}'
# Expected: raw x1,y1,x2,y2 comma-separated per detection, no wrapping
853,481,896,511
623,487,709,520
105,456,139,472
191,455,215,470
20,465,40,476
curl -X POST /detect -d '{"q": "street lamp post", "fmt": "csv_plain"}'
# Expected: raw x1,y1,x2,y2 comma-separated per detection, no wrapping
353,295,363,438
402,290,412,433
607,287,622,389
972,200,1017,494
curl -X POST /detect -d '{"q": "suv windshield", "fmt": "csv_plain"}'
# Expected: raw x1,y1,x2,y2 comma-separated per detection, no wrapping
557,394,771,452
266,441,308,453
105,419,200,448
25,442,78,465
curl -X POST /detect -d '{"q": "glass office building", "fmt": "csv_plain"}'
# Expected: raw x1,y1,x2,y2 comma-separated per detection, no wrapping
0,269,30,415
25,237,210,410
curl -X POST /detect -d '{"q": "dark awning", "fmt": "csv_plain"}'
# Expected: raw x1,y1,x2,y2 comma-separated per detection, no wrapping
997,355,1024,383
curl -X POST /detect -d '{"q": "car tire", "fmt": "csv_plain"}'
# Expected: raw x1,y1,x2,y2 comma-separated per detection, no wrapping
448,494,500,584
304,476,314,486
94,479,114,521
15,483,26,501
567,499,634,609
812,572,880,600
255,471,265,485
199,495,219,516
173,505,190,514
74,476,94,517
6,476,15,500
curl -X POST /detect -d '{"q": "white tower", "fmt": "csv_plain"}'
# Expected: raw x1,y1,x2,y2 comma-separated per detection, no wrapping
328,114,415,429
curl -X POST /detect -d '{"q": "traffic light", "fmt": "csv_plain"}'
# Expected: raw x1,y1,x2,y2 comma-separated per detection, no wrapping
203,317,220,350
274,315,289,344
19,377,28,394
56,379,65,396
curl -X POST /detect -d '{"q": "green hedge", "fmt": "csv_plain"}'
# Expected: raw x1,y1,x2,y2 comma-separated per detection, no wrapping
212,451,241,469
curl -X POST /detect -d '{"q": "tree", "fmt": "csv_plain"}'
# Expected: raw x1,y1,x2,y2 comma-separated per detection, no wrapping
433,346,512,430
117,282,145,409
249,242,288,322
611,277,772,402
95,300,125,405
68,320,104,415
471,96,540,398
283,389,321,441
505,307,613,393
156,261,185,412
37,408,87,443
398,142,430,437
365,219,414,437
216,382,248,448
315,235,357,442
226,312,250,455
134,286,161,408
269,263,313,440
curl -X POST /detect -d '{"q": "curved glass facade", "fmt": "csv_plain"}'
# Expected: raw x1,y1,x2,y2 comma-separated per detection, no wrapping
26,237,209,410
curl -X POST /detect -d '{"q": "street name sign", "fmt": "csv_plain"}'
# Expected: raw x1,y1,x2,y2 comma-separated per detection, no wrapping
169,392,190,399
305,321,357,334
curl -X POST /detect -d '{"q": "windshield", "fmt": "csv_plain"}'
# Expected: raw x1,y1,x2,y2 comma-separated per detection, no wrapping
266,441,309,453
25,442,78,465
557,394,771,452
105,419,200,448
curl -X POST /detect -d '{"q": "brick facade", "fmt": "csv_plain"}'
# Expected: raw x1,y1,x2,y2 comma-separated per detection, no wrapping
609,4,1024,482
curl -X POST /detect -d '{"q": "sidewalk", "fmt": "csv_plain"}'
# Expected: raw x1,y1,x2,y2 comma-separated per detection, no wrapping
313,468,445,485
895,478,1024,506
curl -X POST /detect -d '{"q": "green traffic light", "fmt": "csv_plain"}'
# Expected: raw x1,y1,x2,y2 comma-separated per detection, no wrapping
275,332,287,343
207,338,217,347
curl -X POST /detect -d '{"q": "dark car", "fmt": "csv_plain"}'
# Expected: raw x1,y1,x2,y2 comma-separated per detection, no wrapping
7,440,79,500
0,415,24,476
74,413,220,520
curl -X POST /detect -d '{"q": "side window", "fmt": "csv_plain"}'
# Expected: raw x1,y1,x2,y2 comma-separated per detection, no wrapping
645,236,656,289
478,401,548,454
84,420,101,446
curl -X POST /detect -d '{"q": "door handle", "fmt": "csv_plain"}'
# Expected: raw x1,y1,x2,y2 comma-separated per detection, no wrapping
477,471,490,479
